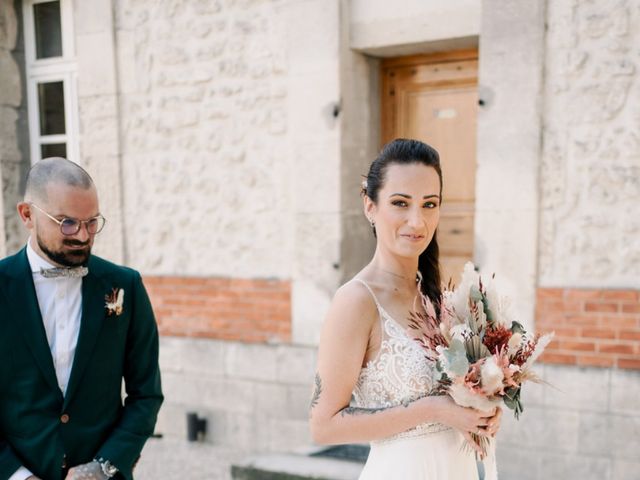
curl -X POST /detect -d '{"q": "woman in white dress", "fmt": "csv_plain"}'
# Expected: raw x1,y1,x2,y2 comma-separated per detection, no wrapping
309,139,501,479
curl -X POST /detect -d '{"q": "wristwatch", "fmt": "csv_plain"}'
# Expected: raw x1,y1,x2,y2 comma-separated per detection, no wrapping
95,457,119,478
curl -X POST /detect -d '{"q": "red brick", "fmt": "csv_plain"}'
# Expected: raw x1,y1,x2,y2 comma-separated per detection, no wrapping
601,316,639,329
602,290,637,301
576,355,615,368
597,343,635,355
618,358,640,370
537,300,565,313
539,352,577,365
537,288,564,299
557,341,596,352
564,289,602,300
564,315,599,327
585,302,619,313
581,328,616,340
621,303,640,314
618,330,640,341
145,275,292,344
551,327,582,337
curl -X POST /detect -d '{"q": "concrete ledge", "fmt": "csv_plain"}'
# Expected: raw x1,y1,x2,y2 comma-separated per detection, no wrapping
231,453,363,480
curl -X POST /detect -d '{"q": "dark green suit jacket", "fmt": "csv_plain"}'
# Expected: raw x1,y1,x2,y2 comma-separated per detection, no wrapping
0,248,163,480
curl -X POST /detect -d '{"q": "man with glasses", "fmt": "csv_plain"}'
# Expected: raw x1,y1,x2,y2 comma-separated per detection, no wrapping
0,157,163,480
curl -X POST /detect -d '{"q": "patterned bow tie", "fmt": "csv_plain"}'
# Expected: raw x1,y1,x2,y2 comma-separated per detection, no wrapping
38,266,89,279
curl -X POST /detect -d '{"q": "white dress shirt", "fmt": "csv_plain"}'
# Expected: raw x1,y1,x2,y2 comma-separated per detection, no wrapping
10,242,84,480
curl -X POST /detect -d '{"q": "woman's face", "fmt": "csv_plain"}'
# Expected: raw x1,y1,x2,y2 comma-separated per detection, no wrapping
365,162,441,260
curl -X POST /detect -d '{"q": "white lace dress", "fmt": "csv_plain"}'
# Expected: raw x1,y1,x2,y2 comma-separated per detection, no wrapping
351,280,497,480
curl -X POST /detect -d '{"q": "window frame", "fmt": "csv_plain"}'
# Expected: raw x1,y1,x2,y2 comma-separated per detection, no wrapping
23,0,80,165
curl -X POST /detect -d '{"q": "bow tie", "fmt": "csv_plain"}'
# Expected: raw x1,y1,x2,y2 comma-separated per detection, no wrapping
38,266,89,279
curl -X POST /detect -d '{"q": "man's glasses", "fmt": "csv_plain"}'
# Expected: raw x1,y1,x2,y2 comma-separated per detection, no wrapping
30,203,106,236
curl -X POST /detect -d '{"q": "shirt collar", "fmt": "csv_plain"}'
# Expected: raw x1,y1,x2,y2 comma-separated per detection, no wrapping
26,238,57,274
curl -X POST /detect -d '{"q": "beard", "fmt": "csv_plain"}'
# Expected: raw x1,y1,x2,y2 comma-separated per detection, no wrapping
37,232,91,267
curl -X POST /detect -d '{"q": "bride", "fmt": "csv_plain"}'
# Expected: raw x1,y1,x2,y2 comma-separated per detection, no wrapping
309,138,501,479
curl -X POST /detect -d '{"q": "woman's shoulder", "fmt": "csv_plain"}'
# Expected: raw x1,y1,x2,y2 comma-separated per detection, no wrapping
327,277,379,327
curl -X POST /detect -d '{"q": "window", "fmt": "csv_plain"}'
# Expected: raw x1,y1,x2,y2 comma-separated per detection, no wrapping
23,0,79,164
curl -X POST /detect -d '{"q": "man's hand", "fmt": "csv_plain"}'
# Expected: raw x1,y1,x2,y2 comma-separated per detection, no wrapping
65,461,108,480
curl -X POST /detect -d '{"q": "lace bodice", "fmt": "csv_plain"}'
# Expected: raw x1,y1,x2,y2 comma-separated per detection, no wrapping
350,280,450,441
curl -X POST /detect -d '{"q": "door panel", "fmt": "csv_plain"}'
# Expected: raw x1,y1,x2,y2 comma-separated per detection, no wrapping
381,51,478,284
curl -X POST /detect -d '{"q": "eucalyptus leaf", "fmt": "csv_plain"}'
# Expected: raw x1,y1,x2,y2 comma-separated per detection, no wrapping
470,284,483,302
443,339,470,376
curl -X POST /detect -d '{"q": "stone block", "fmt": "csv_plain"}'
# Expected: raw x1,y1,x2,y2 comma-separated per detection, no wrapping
285,0,339,76
577,412,611,456
611,459,640,480
350,0,480,53
225,342,278,382
0,1,17,49
609,414,640,461
544,365,610,412
265,418,311,452
253,383,289,420
73,0,113,35
287,384,312,421
224,411,259,450
0,53,20,107
610,368,640,416
276,344,317,385
0,106,20,159
76,32,117,96
498,405,579,453
288,75,340,144
538,453,611,480
292,278,334,346
154,402,188,439
159,337,226,377
495,445,538,480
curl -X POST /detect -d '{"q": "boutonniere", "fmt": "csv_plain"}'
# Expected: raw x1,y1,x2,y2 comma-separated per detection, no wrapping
105,288,125,316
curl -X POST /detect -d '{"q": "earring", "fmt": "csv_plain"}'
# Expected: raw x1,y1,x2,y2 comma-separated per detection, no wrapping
368,218,375,228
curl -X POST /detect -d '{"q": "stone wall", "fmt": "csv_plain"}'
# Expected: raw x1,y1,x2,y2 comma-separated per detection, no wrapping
475,0,545,331
539,0,640,289
498,365,640,480
157,337,315,452
112,0,295,277
0,1,28,255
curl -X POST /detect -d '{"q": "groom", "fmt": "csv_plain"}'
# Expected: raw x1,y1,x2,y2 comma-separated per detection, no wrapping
0,158,163,480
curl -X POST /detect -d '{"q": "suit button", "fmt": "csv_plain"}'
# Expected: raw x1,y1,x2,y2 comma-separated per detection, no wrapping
62,455,67,468
60,414,70,424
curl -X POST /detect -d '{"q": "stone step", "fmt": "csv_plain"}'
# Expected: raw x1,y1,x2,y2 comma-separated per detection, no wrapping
231,452,364,480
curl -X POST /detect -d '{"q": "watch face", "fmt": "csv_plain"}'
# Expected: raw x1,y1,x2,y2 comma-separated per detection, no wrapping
104,461,118,475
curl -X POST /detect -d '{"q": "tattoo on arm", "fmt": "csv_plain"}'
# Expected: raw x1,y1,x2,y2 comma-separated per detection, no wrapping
341,394,425,416
310,373,322,411
340,406,386,417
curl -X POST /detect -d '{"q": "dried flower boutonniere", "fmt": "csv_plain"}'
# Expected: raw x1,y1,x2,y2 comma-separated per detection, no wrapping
105,288,125,316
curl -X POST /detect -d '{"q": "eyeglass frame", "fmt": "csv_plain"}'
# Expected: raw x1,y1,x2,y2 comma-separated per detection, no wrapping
30,202,106,236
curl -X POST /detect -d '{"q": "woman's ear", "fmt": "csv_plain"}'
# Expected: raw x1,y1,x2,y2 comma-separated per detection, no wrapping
363,196,375,224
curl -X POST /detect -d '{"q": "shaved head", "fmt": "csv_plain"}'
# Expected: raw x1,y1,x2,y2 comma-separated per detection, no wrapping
24,157,94,203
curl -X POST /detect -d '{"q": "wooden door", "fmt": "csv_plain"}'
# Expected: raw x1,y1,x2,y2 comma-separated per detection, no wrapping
381,50,478,285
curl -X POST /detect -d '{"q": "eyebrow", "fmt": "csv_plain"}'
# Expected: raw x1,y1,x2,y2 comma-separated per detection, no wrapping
389,193,441,200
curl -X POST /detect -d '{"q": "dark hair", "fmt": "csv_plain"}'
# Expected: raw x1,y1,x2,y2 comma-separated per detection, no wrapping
363,138,443,314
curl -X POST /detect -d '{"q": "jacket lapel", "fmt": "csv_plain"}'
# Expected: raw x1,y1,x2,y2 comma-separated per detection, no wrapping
6,248,61,395
63,257,108,408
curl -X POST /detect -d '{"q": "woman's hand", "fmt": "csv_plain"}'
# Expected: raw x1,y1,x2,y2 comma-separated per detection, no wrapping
483,405,502,437
423,396,500,457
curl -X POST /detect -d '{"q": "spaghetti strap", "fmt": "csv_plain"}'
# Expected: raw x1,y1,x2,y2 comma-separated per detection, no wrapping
352,278,382,311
